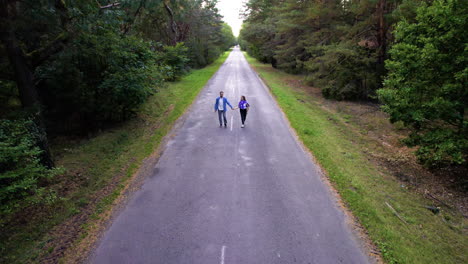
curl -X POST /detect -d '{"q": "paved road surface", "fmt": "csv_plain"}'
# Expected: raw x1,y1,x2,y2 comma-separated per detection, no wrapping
91,47,370,264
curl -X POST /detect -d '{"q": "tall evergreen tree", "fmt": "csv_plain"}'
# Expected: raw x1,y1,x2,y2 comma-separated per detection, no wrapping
240,0,405,100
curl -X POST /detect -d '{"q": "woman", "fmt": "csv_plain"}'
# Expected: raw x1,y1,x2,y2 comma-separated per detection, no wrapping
238,95,250,128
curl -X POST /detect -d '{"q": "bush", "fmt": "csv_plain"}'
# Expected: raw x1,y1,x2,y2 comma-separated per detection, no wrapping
37,32,164,127
0,118,60,216
187,39,224,68
378,0,467,167
404,129,467,167
93,66,160,121
155,43,189,81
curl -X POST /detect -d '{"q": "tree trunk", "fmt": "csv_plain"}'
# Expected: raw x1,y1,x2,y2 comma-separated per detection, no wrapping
376,0,387,66
1,34,55,167
0,1,39,108
164,1,179,45
0,0,54,167
2,34,39,108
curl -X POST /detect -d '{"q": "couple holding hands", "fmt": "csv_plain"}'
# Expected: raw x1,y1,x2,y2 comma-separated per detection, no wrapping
214,91,250,128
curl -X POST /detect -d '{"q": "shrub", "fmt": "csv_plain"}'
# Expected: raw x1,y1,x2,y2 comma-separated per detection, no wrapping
37,32,163,126
378,0,467,167
155,43,190,81
0,118,60,216
186,39,223,68
404,129,467,167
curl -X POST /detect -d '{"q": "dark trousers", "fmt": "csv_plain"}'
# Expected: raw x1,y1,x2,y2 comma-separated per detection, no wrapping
240,109,248,124
218,110,227,125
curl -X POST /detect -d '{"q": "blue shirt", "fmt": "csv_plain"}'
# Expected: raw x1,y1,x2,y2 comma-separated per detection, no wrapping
214,97,233,111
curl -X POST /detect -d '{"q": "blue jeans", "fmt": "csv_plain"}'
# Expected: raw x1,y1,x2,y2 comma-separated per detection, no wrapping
217,110,227,125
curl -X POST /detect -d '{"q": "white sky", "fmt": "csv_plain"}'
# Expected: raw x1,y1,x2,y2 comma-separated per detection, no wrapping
217,0,246,37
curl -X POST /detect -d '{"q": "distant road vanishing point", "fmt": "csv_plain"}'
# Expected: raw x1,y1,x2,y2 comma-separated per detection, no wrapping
91,47,370,264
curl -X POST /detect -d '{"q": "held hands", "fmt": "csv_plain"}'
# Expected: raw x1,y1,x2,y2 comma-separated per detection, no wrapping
214,108,237,111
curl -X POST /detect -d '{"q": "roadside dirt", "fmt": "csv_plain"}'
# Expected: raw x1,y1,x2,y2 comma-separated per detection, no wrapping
59,101,193,263
7,104,177,263
45,117,174,263
36,150,140,263
58,149,160,264
283,76,467,218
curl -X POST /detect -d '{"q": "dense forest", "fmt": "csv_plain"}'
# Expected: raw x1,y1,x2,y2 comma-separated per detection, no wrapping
0,0,235,216
239,0,467,168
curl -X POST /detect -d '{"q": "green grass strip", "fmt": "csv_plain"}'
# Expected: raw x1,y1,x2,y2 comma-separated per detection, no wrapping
244,52,467,264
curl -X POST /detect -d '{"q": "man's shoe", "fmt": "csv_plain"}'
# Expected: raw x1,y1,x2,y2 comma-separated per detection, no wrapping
224,123,227,127
241,124,245,128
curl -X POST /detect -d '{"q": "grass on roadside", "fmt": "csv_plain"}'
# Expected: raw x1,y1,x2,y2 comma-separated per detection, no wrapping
0,52,230,264
244,52,467,264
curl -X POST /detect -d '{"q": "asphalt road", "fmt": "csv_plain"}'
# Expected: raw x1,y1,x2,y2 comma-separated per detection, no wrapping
91,47,370,264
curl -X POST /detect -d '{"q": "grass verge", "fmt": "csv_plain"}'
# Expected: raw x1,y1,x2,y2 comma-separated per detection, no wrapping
0,51,230,263
244,52,467,264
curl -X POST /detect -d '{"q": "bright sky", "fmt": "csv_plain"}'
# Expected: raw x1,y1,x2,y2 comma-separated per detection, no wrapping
217,0,245,37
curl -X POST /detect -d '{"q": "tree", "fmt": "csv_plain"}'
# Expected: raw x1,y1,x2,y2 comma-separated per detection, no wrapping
0,0,72,166
221,23,236,51
378,0,467,166
132,0,231,67
0,0,233,217
0,0,69,109
240,0,412,100
239,0,280,65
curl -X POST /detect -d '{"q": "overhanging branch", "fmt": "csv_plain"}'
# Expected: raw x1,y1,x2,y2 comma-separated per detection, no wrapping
28,32,69,68
95,0,121,9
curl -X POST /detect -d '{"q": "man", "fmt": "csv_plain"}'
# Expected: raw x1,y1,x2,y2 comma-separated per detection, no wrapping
214,91,234,127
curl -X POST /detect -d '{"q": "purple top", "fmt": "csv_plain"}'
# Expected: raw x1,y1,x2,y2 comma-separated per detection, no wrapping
238,100,250,110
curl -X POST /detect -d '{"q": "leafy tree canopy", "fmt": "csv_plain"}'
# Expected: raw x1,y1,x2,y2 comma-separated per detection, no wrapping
378,0,467,166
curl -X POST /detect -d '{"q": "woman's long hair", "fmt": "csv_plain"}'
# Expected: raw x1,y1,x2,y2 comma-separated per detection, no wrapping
241,95,246,101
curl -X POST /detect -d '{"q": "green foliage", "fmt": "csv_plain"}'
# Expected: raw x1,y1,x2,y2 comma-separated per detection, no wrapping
239,0,278,65
37,32,162,124
2,0,234,127
305,43,380,100
239,21,277,64
404,129,467,166
221,23,236,51
378,0,468,167
240,0,467,167
0,118,60,216
156,43,190,81
131,0,234,68
239,0,404,99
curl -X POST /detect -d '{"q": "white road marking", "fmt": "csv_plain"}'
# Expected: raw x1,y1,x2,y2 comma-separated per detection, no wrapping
220,245,227,264
230,116,233,131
